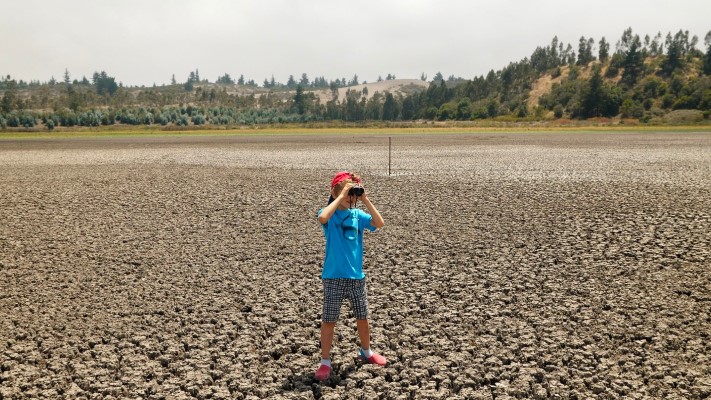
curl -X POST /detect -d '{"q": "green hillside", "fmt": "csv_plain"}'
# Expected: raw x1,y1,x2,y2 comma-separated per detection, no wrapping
1,28,710,130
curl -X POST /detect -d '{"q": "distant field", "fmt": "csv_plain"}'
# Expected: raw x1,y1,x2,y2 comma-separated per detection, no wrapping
1,124,710,140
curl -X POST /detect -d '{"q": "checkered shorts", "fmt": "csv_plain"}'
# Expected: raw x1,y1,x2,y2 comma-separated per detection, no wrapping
322,278,369,323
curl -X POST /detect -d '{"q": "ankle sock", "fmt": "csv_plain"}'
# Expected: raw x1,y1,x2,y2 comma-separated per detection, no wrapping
361,348,374,358
320,358,331,367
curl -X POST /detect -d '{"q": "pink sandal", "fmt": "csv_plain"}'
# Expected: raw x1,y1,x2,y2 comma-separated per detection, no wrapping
314,364,331,381
358,349,387,366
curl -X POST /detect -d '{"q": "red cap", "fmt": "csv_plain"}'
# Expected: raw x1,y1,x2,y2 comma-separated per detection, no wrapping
331,171,360,188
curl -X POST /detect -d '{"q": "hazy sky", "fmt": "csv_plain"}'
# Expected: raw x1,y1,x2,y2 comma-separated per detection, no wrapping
1,0,709,87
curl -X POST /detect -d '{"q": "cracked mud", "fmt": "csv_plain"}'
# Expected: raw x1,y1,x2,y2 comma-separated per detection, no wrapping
1,132,710,399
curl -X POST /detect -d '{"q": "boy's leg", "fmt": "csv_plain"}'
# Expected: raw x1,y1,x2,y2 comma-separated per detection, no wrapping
351,279,371,349
351,280,386,366
316,278,345,381
315,321,335,381
356,319,370,350
355,317,386,366
320,322,336,360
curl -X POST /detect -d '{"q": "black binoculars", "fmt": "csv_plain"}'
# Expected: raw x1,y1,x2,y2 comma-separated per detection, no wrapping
348,186,365,196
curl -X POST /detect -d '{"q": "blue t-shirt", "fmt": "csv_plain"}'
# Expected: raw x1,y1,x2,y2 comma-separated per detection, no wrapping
318,208,376,279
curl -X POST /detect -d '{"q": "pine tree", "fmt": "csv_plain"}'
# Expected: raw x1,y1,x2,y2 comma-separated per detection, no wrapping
620,32,643,87
382,92,398,120
294,85,305,115
581,66,604,117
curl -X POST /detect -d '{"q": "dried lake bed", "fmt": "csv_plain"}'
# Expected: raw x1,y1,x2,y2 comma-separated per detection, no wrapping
1,131,710,399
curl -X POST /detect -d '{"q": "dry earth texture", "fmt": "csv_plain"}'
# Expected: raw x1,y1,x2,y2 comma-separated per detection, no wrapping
1,131,710,400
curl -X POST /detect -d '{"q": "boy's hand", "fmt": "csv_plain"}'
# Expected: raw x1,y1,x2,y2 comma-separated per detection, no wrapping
360,189,384,228
338,182,354,198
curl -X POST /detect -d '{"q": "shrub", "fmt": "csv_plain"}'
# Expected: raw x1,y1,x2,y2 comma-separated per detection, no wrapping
437,103,457,121
6,113,20,127
156,114,169,125
142,112,154,125
606,53,624,78
553,104,564,118
665,109,703,123
471,106,488,119
101,113,115,125
79,111,101,127
620,99,644,118
19,113,36,128
456,99,472,120
516,104,528,118
661,94,675,109
701,90,711,111
673,96,699,110
424,106,438,120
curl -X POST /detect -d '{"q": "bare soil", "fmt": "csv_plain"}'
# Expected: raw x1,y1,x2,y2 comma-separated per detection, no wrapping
1,132,710,399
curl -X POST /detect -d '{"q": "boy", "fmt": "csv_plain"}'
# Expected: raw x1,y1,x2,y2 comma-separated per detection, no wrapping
314,171,386,381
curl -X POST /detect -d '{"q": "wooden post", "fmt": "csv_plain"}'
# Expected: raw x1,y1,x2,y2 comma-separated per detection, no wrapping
388,137,392,176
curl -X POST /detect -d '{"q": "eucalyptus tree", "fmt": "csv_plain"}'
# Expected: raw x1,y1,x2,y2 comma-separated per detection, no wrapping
577,36,595,65
598,37,610,61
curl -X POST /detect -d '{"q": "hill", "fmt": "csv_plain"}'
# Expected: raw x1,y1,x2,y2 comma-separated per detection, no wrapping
1,28,710,129
312,79,428,104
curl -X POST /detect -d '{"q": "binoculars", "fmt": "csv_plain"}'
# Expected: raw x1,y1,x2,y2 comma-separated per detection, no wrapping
348,186,365,196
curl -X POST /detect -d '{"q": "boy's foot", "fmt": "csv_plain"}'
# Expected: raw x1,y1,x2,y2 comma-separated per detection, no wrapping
358,349,387,366
314,364,331,381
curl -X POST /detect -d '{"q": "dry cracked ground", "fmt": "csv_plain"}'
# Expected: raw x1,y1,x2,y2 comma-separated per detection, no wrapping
1,131,710,399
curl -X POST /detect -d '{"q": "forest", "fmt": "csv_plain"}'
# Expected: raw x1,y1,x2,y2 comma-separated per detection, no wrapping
1,28,710,129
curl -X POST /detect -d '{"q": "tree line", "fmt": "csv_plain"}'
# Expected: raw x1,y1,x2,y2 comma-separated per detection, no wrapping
2,28,710,129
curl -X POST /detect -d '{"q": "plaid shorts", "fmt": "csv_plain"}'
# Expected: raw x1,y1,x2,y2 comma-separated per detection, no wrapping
322,278,368,323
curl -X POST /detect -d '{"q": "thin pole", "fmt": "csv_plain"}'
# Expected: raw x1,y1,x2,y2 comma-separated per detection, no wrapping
388,136,392,176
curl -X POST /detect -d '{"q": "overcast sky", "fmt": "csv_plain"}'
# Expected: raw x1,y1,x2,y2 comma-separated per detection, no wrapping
1,0,709,87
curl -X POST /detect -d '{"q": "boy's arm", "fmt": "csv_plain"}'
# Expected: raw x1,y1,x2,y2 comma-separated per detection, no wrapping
318,183,353,224
318,198,341,225
361,194,384,229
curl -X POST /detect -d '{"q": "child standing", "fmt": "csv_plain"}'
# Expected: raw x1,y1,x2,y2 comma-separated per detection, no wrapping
314,171,387,381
